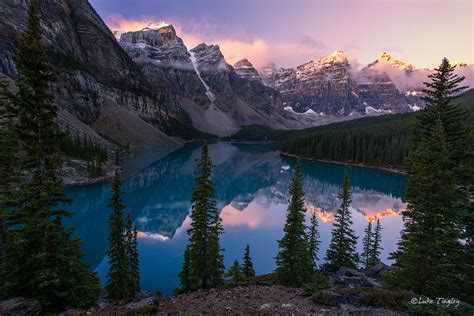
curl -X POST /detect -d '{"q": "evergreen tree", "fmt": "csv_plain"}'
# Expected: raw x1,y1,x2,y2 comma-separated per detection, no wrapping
178,246,195,293
106,171,130,300
370,219,382,267
324,171,358,272
275,160,313,286
389,58,470,298
361,221,373,270
3,3,100,310
0,78,19,298
225,260,244,284
307,211,321,270
242,244,256,278
126,213,140,297
179,143,224,291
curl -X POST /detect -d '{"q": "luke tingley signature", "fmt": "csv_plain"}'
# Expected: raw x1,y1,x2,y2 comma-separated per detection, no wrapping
410,296,460,308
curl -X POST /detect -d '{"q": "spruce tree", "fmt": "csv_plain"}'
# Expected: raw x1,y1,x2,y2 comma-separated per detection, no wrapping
389,58,469,298
390,119,463,296
370,219,382,267
242,244,256,278
361,221,373,270
0,78,19,299
324,171,358,272
178,246,195,293
106,171,130,300
225,260,244,285
275,160,313,286
307,211,321,270
3,3,100,310
126,213,140,297
179,143,224,291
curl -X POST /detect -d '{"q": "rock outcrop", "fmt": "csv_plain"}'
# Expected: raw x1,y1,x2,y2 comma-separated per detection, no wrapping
233,58,263,83
0,0,179,148
260,51,411,116
0,297,42,316
118,23,287,136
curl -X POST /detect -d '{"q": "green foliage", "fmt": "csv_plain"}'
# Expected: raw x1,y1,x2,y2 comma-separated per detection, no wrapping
106,171,139,301
126,213,140,297
275,160,313,286
370,219,382,267
302,271,330,295
334,287,411,311
242,244,256,279
179,143,224,291
307,211,321,270
281,114,412,167
1,3,100,310
324,171,359,272
360,221,373,270
59,125,108,163
0,79,19,299
224,260,244,285
389,58,470,300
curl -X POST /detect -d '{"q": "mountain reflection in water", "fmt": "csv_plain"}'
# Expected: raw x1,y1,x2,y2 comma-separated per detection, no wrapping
64,142,407,296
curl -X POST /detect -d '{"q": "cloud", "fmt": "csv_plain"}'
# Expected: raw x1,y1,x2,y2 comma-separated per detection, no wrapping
103,14,330,69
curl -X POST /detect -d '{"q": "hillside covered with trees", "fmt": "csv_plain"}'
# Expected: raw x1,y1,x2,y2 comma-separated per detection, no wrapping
230,89,474,168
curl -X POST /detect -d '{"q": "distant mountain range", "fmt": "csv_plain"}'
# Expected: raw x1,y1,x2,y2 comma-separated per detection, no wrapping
0,0,472,143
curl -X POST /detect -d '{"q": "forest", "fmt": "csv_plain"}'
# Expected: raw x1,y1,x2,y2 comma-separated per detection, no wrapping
231,89,474,168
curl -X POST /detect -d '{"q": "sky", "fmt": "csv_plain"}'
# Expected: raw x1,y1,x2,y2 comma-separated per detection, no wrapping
89,0,473,69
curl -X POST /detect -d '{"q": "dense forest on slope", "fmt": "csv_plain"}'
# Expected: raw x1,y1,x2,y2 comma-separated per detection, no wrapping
229,89,474,168
281,114,413,167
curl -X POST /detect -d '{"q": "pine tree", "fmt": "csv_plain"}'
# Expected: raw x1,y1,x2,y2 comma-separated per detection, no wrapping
2,3,100,310
179,143,224,291
324,171,358,272
361,221,373,270
307,211,321,270
370,219,382,267
225,260,244,285
275,160,313,286
242,244,256,278
389,58,469,298
106,171,130,300
390,120,462,296
126,213,140,297
178,246,195,293
0,78,19,299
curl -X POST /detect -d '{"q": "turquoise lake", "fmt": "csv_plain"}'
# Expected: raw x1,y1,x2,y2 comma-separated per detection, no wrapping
64,142,407,296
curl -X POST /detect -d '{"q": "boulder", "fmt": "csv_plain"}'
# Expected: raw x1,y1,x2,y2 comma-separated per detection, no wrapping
332,267,383,288
335,267,365,278
0,297,41,316
365,262,390,278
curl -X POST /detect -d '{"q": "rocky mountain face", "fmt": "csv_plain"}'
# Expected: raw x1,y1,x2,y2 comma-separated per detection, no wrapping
233,58,263,83
260,51,412,116
118,23,286,136
0,0,180,148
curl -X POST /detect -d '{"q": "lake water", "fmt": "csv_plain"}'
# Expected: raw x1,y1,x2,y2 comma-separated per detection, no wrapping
64,142,407,296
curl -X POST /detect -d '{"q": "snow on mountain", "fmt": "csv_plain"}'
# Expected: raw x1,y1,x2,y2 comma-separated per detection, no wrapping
233,58,262,82
142,21,170,31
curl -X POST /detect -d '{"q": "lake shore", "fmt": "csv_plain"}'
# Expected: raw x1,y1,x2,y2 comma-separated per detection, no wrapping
279,151,407,175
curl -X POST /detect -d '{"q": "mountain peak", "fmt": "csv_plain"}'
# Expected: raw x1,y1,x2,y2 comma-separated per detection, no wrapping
375,52,413,71
142,21,171,31
320,50,348,64
233,58,262,82
234,58,253,68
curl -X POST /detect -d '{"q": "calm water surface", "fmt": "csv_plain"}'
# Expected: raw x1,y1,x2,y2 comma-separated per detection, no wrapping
64,142,407,296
